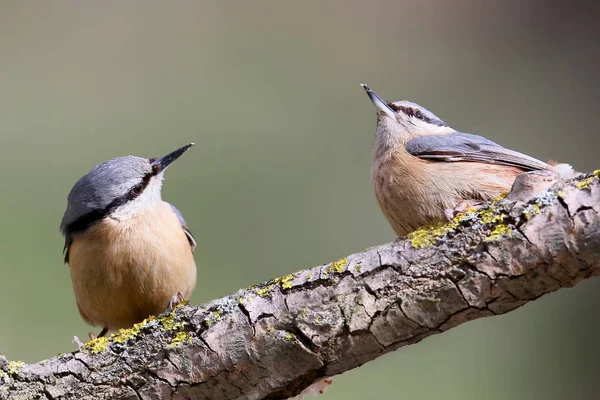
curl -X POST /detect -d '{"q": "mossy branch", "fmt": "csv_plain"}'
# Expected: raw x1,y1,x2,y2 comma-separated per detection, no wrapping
2,171,600,400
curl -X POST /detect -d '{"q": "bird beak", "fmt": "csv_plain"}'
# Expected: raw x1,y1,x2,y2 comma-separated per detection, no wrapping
151,143,195,174
360,84,395,118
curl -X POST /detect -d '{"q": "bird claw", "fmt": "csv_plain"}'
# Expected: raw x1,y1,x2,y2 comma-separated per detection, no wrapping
167,291,187,310
444,200,483,221
72,336,86,352
285,378,334,400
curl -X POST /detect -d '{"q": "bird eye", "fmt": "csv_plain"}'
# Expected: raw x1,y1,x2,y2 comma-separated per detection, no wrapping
415,110,424,120
130,183,144,197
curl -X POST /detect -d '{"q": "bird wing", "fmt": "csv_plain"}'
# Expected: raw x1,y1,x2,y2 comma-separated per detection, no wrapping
63,237,73,264
168,203,197,253
405,132,550,171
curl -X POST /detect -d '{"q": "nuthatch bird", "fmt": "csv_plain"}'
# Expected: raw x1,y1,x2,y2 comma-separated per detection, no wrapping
361,84,575,237
60,144,197,338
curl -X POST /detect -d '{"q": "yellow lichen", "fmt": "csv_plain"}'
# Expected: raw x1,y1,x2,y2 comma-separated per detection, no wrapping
354,262,362,273
238,297,245,305
284,332,296,341
266,326,275,334
523,203,541,220
161,312,186,331
167,332,192,348
7,361,24,375
594,170,600,179
213,309,222,321
486,225,512,241
85,337,109,354
256,285,274,297
327,257,348,274
480,208,504,224
275,274,295,289
479,194,508,224
408,195,510,248
315,315,323,325
557,190,565,199
111,316,155,344
203,309,223,327
576,176,594,190
407,221,456,249
175,300,188,308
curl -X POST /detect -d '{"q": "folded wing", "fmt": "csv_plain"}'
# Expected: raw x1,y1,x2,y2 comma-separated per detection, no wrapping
168,203,197,252
405,132,550,171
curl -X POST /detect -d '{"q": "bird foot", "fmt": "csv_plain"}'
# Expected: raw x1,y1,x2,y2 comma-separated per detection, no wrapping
444,200,483,221
88,327,108,341
285,377,334,400
72,336,86,352
167,291,187,311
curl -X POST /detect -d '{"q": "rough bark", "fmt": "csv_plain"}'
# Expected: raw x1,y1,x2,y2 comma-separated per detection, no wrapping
1,171,599,400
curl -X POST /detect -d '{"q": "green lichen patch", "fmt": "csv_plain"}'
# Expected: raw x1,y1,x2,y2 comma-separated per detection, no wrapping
594,170,600,179
161,312,186,331
327,257,348,274
111,316,156,344
354,262,362,273
486,225,512,241
480,207,505,224
522,202,541,220
256,284,274,297
576,176,595,190
274,274,295,290
203,308,223,327
85,337,109,354
174,300,189,309
284,332,296,341
167,332,192,348
407,220,459,249
408,194,514,248
7,361,24,375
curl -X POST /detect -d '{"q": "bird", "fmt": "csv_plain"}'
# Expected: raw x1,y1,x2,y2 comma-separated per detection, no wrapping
361,84,575,237
60,143,197,339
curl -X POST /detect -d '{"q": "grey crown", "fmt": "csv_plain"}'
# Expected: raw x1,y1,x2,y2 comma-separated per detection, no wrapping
60,156,151,235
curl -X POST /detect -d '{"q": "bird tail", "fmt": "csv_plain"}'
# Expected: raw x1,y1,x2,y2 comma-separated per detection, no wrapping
547,160,580,180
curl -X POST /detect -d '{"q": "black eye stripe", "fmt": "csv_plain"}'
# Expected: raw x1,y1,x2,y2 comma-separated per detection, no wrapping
63,171,155,237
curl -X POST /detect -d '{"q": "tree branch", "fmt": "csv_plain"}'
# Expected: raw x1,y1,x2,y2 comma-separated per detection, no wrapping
2,171,599,400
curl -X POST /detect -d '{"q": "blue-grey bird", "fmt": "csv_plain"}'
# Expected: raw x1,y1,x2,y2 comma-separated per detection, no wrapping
60,144,197,339
361,84,576,237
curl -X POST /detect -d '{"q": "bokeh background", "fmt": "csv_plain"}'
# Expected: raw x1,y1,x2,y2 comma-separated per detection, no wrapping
1,1,599,399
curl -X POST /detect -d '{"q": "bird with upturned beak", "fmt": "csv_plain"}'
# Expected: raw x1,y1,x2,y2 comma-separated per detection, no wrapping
361,85,576,237
60,144,197,339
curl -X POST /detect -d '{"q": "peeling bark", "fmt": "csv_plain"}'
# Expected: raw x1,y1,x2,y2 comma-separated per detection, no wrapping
1,172,599,400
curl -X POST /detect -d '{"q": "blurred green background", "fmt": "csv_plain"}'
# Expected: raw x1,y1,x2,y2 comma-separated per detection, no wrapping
1,1,599,399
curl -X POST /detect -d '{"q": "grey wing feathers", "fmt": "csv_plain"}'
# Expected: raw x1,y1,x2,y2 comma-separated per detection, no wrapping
168,203,197,252
63,236,73,264
405,132,550,171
